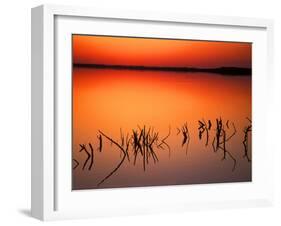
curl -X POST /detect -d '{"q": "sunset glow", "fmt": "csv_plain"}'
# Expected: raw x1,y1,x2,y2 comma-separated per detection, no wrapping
73,35,252,68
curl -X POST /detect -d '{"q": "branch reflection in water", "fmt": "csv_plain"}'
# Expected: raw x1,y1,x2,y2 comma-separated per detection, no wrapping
73,118,251,186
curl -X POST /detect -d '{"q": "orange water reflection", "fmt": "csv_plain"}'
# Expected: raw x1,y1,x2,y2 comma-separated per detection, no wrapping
72,67,251,190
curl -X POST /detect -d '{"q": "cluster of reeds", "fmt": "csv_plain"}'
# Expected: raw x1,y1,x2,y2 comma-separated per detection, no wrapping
131,126,162,171
211,118,237,171
73,117,251,184
77,126,171,186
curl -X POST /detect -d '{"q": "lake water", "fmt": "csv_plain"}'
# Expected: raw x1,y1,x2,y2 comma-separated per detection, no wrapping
72,67,252,190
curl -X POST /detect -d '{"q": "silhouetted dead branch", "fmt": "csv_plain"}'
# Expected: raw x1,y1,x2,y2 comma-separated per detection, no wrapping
97,134,103,152
220,122,236,143
220,129,237,171
72,159,79,170
208,120,212,130
198,119,210,146
79,144,91,170
246,117,252,123
212,118,237,171
124,133,131,162
212,118,223,152
78,143,94,170
88,143,94,170
97,130,127,186
181,122,190,155
243,118,252,162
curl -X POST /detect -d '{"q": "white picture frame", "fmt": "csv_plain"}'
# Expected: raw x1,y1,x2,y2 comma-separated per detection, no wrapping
31,4,274,221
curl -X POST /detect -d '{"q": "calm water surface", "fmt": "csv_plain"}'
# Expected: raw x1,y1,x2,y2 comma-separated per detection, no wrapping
72,67,252,190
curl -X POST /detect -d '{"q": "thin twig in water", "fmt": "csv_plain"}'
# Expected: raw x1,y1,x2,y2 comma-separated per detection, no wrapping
79,144,91,170
243,118,252,162
181,122,190,155
88,143,94,170
198,119,210,146
219,122,236,144
97,134,103,152
97,130,127,186
212,118,223,152
72,159,79,170
212,118,237,171
125,133,131,162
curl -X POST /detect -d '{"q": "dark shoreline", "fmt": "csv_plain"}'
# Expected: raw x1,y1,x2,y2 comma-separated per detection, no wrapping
73,63,252,75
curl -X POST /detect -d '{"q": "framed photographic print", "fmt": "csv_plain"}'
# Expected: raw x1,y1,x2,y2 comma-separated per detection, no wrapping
31,4,274,221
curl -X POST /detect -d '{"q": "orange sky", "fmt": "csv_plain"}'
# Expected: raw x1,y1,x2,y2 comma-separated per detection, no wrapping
73,35,252,68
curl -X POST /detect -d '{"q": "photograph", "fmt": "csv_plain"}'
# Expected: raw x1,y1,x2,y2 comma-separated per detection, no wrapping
72,34,252,190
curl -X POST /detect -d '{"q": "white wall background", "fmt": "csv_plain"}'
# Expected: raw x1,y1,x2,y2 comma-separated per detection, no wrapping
0,0,280,225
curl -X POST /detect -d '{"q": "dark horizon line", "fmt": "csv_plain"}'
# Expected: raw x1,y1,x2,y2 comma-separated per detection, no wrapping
73,63,252,75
